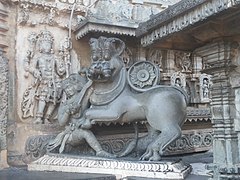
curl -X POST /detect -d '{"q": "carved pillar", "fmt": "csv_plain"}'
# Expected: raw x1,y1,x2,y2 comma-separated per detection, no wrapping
195,40,240,179
0,2,9,169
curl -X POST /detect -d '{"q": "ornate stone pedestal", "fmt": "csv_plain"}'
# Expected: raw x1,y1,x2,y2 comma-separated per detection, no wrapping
28,154,191,179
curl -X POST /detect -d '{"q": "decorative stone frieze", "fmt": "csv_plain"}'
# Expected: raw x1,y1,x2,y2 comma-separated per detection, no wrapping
14,0,87,29
165,129,213,155
75,0,179,38
137,0,240,47
0,3,9,49
23,128,213,163
28,154,192,179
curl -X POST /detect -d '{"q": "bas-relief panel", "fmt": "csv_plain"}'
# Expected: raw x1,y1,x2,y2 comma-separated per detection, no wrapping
145,48,211,104
16,27,81,124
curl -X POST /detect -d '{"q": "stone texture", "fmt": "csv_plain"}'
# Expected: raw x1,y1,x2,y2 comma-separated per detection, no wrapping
28,154,192,179
195,40,240,179
0,0,213,172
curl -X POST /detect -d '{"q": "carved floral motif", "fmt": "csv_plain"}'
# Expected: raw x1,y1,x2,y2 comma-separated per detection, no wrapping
165,130,213,155
128,61,160,91
24,129,213,162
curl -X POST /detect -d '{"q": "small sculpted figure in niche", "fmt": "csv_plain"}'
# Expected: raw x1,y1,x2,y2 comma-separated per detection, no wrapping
22,30,66,124
47,73,115,158
175,78,182,87
202,78,209,98
182,54,191,72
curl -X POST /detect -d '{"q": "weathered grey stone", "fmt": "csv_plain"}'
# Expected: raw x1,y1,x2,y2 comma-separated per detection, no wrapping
28,154,192,179
0,1,215,178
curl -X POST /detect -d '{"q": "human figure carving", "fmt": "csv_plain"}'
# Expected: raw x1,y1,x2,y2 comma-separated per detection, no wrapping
202,78,209,98
47,74,115,158
22,30,66,124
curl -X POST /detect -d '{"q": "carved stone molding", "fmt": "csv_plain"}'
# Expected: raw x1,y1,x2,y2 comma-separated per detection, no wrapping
137,0,240,47
29,154,191,179
75,22,136,39
186,108,211,122
24,135,55,163
0,48,8,151
75,0,179,38
15,1,86,29
0,3,9,49
24,128,213,163
164,129,213,155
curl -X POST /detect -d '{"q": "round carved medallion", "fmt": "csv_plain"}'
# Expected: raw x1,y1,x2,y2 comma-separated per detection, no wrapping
127,61,160,92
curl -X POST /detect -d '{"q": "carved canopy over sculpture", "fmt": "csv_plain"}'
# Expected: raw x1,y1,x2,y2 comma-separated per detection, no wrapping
48,36,189,162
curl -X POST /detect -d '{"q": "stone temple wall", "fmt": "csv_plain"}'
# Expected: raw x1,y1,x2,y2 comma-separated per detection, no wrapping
0,0,212,166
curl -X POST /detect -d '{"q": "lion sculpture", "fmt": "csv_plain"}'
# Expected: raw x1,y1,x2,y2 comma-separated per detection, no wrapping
49,36,188,161
77,36,189,161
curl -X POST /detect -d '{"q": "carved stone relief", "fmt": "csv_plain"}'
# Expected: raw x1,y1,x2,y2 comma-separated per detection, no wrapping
174,51,192,73
128,61,160,91
16,1,86,29
147,48,163,72
171,71,186,90
24,128,213,162
0,48,8,151
20,30,75,124
122,47,133,68
86,0,168,27
199,74,211,102
44,36,189,162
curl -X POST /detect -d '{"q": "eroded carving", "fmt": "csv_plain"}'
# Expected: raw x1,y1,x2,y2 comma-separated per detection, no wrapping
175,52,192,73
47,73,115,158
171,71,186,90
21,30,67,124
0,48,8,151
147,49,163,71
199,74,211,102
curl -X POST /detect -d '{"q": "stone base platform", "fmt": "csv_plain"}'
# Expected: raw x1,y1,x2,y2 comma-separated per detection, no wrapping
28,154,192,179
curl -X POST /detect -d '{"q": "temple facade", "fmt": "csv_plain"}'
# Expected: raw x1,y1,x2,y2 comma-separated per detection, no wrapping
0,0,239,179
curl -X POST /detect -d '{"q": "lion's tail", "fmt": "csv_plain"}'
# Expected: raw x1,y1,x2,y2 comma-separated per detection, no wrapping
117,123,139,157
